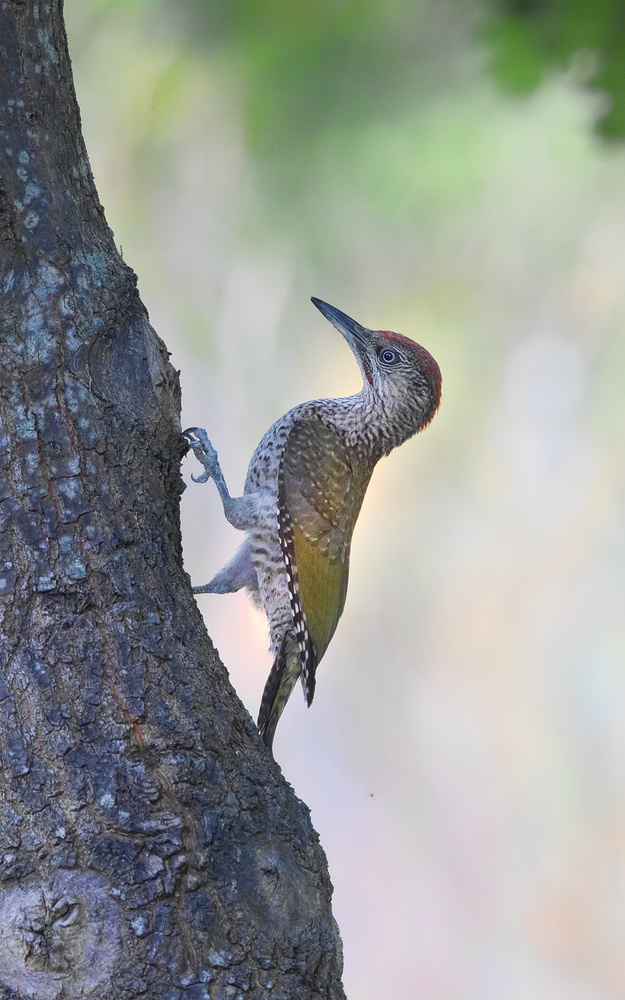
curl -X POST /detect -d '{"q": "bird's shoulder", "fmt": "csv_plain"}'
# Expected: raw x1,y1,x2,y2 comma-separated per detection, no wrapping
244,401,334,493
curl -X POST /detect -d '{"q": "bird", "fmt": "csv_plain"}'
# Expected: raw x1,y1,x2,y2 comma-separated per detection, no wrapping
184,297,441,750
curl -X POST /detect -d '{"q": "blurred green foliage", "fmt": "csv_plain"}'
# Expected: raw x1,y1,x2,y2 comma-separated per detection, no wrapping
75,0,625,249
195,0,625,142
484,0,625,137
169,0,482,206
80,0,625,145
70,0,499,259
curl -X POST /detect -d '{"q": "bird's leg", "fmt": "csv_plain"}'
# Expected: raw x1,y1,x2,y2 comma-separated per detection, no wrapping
183,427,258,531
192,540,259,596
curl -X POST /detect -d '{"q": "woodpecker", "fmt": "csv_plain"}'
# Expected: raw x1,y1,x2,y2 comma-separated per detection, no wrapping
184,298,441,749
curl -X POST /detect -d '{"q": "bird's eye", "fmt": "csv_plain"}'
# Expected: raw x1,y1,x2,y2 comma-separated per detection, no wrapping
379,348,399,365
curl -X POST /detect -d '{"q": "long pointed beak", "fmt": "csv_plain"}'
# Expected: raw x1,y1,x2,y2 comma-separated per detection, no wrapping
311,297,371,355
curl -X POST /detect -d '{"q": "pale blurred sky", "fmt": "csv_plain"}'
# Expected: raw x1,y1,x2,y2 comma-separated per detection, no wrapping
67,2,625,996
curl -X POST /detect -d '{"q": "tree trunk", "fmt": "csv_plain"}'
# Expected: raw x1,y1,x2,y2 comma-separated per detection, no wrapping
0,2,345,997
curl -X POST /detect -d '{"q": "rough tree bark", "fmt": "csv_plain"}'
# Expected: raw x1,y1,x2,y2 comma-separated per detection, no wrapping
0,2,345,997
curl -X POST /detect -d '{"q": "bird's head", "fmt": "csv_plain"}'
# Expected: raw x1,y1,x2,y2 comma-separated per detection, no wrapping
311,297,441,441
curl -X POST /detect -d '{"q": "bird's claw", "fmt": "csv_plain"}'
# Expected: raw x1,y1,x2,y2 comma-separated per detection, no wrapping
191,469,212,484
183,427,220,484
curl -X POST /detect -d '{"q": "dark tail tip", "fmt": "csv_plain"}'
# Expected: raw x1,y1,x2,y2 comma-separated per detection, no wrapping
257,634,301,752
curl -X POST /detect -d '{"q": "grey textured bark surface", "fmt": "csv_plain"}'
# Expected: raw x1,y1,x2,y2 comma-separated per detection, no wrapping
0,2,345,997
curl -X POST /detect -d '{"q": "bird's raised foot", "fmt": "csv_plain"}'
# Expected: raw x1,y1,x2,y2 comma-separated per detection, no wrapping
183,427,220,484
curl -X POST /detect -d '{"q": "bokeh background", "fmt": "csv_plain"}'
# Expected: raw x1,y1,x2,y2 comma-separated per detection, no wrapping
66,1,625,996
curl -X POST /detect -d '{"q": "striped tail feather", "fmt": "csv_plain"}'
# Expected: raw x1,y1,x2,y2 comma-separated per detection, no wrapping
258,632,302,749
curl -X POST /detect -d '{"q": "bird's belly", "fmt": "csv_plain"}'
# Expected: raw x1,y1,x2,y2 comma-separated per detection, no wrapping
247,510,291,654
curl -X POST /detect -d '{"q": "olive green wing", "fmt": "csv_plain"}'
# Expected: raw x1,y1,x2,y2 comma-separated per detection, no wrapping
278,416,370,705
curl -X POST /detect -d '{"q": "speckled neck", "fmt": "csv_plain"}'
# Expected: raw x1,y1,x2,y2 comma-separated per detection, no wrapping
311,384,427,468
